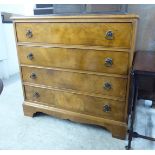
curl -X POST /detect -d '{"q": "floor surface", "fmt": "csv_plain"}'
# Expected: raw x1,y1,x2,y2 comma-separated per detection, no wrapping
0,74,155,150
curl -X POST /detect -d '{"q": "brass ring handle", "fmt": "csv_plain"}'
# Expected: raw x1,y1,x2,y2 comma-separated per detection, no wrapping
103,104,111,112
26,29,33,38
30,73,37,79
103,82,112,90
105,30,114,40
104,57,113,67
27,53,34,60
33,92,40,98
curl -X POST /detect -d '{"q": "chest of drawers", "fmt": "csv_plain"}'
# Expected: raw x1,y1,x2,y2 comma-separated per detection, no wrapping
13,14,138,139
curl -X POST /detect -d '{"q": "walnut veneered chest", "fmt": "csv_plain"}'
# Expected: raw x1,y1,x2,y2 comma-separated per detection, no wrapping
13,14,138,139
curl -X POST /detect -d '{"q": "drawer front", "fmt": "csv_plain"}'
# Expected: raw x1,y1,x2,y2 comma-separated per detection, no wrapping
22,66,127,99
16,23,132,48
18,46,129,75
24,85,125,121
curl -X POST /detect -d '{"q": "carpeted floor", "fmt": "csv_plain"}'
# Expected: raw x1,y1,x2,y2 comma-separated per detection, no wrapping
0,74,155,150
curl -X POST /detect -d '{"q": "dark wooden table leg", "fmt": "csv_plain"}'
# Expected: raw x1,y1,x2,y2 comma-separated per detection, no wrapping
151,101,155,108
126,73,138,150
0,79,3,95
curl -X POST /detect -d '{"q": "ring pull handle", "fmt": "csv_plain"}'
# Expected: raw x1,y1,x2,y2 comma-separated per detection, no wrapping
27,53,34,60
103,104,111,112
103,82,112,90
33,92,40,98
26,29,33,38
105,30,114,40
30,73,37,79
104,57,113,67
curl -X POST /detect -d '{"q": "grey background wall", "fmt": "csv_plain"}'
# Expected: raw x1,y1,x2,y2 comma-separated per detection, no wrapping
128,4,155,51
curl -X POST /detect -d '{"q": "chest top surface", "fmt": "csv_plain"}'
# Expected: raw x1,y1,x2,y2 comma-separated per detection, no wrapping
12,14,139,21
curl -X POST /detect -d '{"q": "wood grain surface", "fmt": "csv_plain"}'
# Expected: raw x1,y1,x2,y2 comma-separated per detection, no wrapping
16,22,132,48
13,14,138,139
18,46,129,75
22,66,127,99
24,85,125,122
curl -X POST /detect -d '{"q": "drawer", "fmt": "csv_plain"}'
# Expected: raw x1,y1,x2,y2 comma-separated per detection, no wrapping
24,85,125,121
21,66,127,99
18,46,129,75
16,23,132,48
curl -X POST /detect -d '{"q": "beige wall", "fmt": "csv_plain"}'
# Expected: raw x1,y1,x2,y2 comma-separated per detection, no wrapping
128,4,155,51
